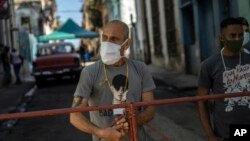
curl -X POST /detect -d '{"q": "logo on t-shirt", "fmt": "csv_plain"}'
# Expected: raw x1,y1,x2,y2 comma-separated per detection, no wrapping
99,74,129,116
111,74,128,105
223,64,250,112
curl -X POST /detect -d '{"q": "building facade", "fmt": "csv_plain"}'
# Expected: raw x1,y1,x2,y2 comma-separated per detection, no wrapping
82,0,248,74
135,0,243,74
134,0,184,71
238,0,250,21
0,0,57,74
178,0,239,74
14,0,57,36
0,0,14,49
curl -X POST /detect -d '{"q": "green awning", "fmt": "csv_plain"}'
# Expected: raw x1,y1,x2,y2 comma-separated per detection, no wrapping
38,31,76,42
58,19,99,38
38,18,99,42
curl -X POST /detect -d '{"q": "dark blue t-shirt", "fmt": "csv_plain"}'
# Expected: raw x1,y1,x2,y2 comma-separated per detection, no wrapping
198,51,250,138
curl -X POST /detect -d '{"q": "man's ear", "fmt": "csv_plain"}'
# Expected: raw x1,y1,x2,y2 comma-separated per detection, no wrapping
125,39,132,49
120,39,132,56
122,39,132,50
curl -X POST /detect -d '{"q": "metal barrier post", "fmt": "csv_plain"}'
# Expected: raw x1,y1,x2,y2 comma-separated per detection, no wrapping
128,103,138,141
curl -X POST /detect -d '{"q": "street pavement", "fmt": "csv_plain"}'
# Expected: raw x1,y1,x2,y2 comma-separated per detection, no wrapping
0,73,35,114
0,64,205,141
0,73,35,140
147,64,197,90
146,65,205,141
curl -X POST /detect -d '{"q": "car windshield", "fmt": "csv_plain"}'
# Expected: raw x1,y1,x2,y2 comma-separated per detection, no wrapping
37,45,75,56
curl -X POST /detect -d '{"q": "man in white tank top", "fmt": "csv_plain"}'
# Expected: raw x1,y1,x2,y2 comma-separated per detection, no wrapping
10,48,23,84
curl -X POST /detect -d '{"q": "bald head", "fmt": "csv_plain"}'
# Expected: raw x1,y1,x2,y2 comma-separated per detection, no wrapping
104,20,129,40
101,20,132,57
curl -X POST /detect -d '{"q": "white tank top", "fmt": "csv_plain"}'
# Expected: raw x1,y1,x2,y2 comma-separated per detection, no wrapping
11,52,22,64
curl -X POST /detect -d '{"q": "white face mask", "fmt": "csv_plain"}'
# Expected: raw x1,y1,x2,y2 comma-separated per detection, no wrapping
243,32,250,46
100,39,128,65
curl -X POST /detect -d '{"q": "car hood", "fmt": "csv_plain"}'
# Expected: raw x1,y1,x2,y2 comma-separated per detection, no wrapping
35,53,80,71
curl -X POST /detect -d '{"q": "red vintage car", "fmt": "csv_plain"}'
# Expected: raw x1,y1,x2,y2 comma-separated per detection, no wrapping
32,42,82,87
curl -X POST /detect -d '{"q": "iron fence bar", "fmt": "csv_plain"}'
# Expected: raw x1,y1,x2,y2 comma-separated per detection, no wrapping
129,106,134,141
0,103,127,120
128,103,138,141
135,92,250,107
0,92,249,141
0,92,249,121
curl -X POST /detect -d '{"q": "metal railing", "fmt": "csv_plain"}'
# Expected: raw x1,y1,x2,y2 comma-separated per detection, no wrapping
1,92,250,141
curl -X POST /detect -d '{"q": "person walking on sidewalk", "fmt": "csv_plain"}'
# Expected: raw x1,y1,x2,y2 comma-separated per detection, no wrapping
70,20,156,141
0,45,12,86
197,17,250,141
10,48,23,84
78,40,86,63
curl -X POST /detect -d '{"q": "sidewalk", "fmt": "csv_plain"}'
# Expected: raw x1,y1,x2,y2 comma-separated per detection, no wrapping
146,64,204,141
147,64,198,90
146,114,205,141
0,73,35,140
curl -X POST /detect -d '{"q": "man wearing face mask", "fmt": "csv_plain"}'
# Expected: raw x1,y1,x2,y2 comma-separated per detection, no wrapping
70,20,156,141
197,17,250,141
238,17,250,54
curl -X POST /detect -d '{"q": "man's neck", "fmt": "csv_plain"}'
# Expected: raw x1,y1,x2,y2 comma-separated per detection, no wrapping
110,57,127,67
222,47,241,56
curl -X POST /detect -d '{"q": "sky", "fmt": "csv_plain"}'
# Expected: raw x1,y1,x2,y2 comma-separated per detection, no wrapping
55,0,83,48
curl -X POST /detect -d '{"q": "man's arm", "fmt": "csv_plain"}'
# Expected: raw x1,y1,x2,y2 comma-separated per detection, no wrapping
70,97,124,141
197,87,222,141
136,91,155,126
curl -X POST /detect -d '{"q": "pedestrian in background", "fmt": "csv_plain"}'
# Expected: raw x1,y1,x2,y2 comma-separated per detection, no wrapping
197,17,250,141
70,20,155,141
10,48,23,84
0,45,12,86
237,17,250,53
78,40,86,63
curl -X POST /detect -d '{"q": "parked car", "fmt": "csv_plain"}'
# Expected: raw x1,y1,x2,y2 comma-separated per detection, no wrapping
32,42,82,87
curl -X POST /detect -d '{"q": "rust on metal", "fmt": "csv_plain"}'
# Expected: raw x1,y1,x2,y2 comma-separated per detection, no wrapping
0,92,249,121
128,103,138,141
0,92,249,141
135,92,250,107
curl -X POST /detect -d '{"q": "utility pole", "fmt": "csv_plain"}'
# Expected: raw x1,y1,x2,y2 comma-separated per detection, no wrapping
9,0,18,49
0,0,9,45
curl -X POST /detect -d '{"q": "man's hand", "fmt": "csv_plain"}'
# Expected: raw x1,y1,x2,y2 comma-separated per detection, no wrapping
99,127,125,141
114,115,129,132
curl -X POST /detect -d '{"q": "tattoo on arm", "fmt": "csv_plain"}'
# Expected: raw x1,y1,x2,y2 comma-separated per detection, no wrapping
72,96,83,108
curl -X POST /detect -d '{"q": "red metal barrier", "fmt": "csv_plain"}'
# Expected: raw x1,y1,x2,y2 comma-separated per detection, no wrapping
128,103,138,141
0,92,250,141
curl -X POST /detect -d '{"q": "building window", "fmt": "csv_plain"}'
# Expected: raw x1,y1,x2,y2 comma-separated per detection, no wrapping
164,0,178,57
21,17,31,33
150,0,163,57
